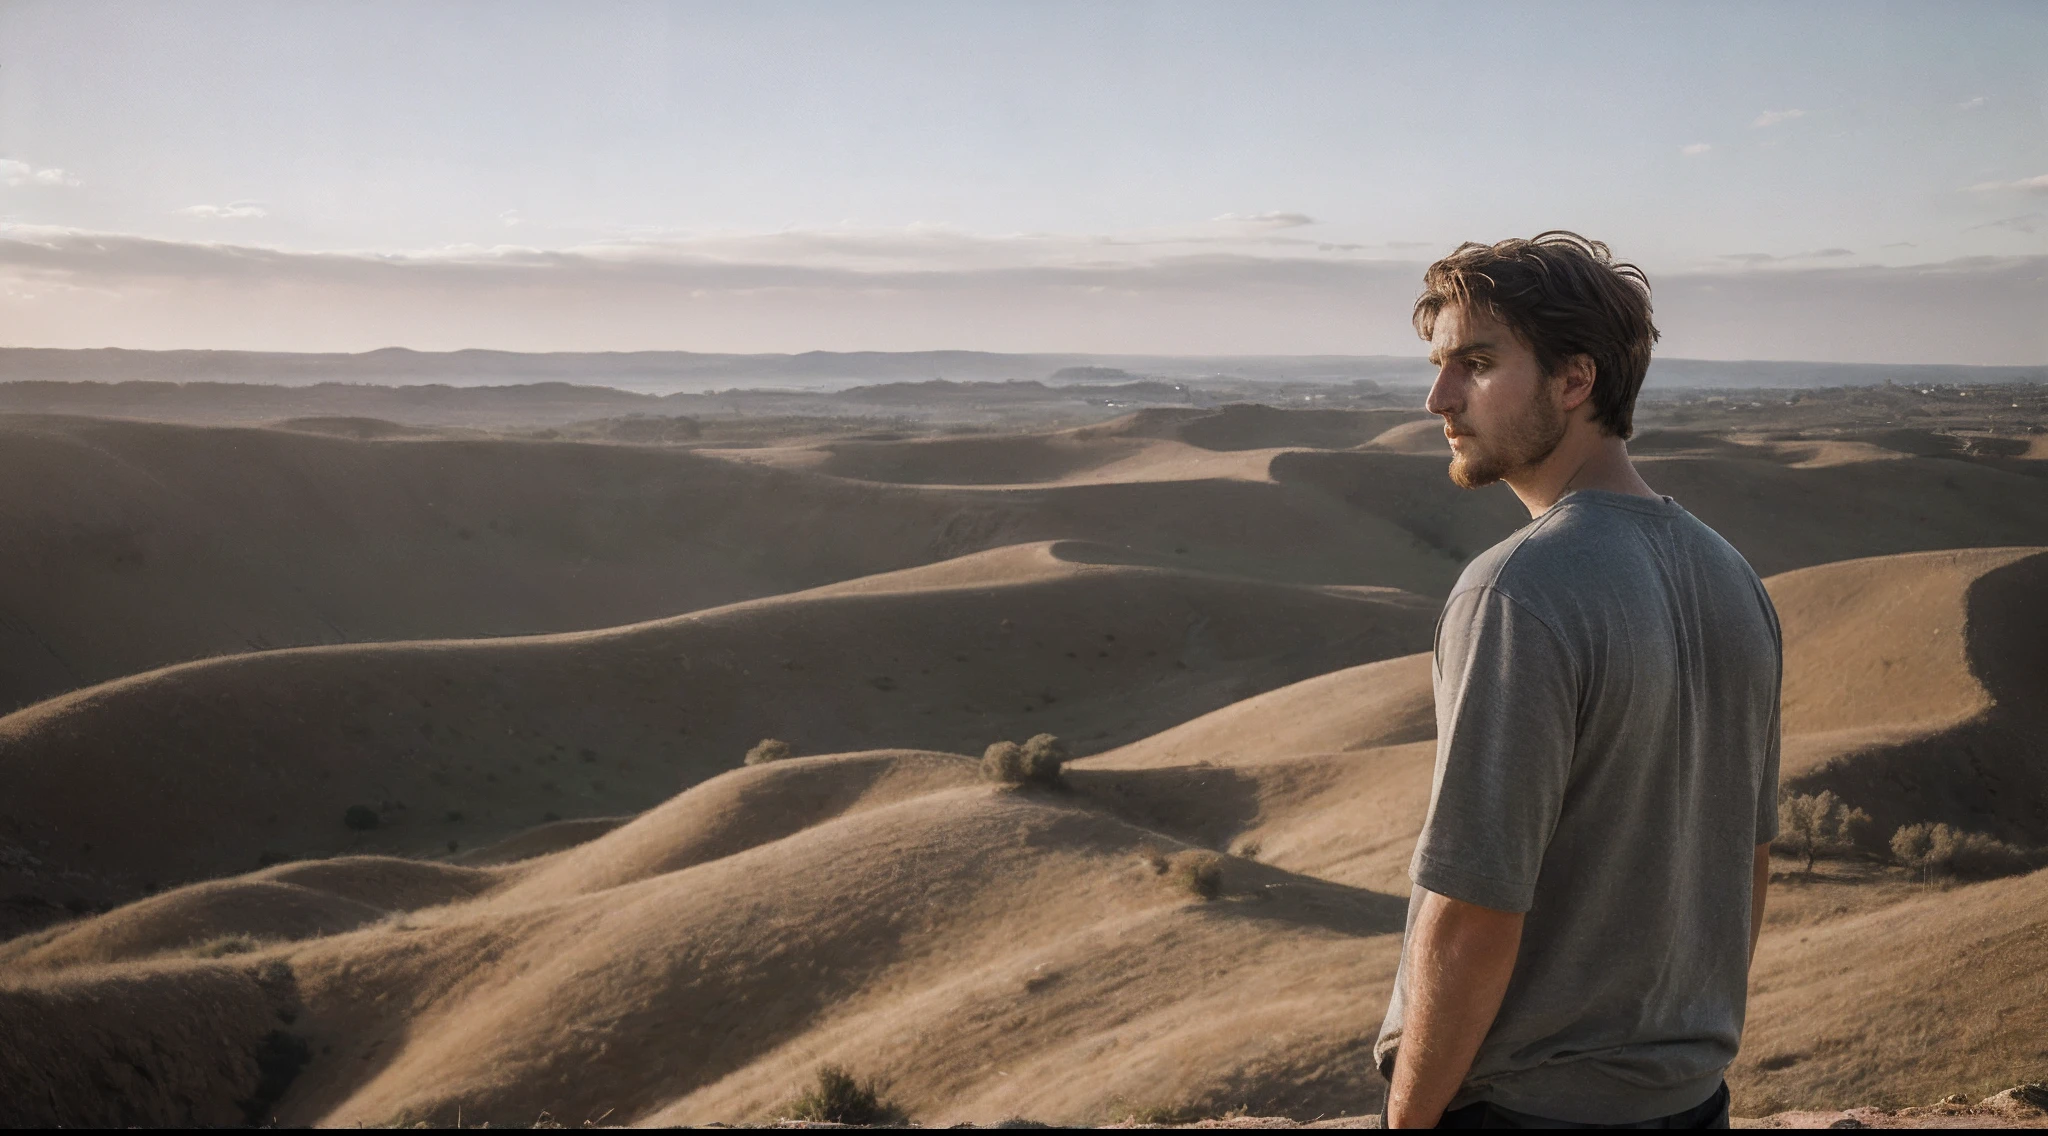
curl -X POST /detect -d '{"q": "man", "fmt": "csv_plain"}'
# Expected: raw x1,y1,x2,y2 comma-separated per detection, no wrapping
1375,232,1780,1129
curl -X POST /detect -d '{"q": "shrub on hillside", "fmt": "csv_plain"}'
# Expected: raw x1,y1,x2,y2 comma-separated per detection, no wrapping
744,738,793,766
1169,850,1225,900
1774,791,1870,872
1021,733,1068,782
189,934,270,958
342,804,381,831
1890,822,2032,882
782,1065,902,1125
984,734,1067,787
982,741,1027,783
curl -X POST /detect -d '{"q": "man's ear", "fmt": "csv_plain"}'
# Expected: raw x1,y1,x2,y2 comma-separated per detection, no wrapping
1555,354,1597,414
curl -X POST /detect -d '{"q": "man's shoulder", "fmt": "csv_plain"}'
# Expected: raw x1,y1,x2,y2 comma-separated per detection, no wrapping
1450,501,1611,603
1450,492,1771,631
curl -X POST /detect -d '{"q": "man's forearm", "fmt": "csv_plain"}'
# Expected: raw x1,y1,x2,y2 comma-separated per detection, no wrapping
1386,889,1525,1128
1749,842,1770,965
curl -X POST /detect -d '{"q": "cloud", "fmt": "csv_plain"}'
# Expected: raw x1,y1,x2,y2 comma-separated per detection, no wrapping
0,159,79,188
1968,213,2043,235
499,209,523,228
1716,248,1856,265
1681,142,1712,156
1211,211,1314,230
0,224,2040,363
175,201,270,220
1957,96,1986,111
1882,241,1917,249
1966,174,2048,195
1751,108,1806,128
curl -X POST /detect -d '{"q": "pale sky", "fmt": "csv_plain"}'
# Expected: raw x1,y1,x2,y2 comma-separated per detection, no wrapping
1,0,2043,362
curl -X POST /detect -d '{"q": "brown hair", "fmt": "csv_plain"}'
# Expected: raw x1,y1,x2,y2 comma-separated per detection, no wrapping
1413,231,1659,438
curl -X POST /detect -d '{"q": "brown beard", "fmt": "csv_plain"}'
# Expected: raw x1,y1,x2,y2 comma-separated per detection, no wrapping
1446,392,1567,489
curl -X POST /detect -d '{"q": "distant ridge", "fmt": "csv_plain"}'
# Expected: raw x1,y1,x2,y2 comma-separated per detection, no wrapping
0,347,2036,393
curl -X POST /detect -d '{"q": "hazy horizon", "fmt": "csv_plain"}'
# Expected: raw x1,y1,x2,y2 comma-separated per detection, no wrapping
1,1,2044,363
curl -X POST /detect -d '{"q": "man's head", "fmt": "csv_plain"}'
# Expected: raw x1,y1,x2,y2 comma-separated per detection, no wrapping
1416,232,1658,490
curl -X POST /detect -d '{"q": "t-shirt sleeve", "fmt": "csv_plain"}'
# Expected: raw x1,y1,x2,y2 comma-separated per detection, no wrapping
1410,585,1579,914
1754,583,1784,845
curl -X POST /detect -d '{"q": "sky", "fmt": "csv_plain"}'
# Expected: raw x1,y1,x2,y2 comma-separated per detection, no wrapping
0,0,2043,362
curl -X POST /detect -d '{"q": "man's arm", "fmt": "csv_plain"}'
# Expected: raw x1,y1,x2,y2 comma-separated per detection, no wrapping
1385,889,1524,1128
1749,842,1771,965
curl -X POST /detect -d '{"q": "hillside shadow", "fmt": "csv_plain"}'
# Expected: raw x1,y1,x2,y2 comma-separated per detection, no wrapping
1201,871,1410,938
1060,765,1263,853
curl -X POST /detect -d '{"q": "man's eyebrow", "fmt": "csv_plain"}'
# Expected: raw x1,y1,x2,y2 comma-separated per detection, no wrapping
1427,341,1495,367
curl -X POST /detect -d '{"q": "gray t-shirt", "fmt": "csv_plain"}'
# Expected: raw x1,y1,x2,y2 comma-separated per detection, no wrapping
1374,489,1781,1124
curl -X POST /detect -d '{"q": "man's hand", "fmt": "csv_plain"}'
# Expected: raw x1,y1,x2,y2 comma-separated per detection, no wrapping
1386,889,1524,1128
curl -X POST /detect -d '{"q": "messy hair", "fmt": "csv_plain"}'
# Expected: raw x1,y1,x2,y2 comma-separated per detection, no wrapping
1413,231,1660,438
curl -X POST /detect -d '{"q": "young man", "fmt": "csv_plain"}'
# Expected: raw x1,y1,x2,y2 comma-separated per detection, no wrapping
1375,233,1781,1129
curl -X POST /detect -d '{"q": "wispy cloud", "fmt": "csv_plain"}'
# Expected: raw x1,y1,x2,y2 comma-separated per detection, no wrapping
175,201,269,220
1957,96,1986,111
0,221,1403,290
0,224,2040,363
1751,108,1806,128
1966,174,2048,195
1718,248,1856,265
499,209,523,228
1968,213,2043,235
1681,142,1712,156
0,159,79,188
1211,211,1315,230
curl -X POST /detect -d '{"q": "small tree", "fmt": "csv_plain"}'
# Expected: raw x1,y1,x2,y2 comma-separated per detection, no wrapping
1891,822,2031,883
1775,791,1870,872
744,738,793,766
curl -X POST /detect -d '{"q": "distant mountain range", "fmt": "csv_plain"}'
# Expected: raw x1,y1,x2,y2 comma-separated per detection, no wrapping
1,347,2038,393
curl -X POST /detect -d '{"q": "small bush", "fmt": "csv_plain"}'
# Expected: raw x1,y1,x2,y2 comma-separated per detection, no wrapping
982,740,1027,783
1168,850,1224,900
1774,791,1870,872
1891,822,2032,882
744,738,793,766
1110,1100,1205,1125
984,735,1066,787
782,1065,902,1126
190,934,269,958
1022,733,1068,782
342,804,381,831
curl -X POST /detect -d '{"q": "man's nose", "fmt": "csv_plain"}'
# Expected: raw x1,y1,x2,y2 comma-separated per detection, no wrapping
1426,369,1459,417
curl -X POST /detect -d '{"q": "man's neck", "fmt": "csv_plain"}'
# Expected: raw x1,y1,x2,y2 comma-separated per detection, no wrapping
1506,429,1659,517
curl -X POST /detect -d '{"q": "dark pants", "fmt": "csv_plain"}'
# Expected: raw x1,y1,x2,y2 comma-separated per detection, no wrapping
1388,1082,1731,1129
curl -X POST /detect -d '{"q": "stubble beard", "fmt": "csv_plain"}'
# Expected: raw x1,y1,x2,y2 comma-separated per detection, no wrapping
1445,394,1568,490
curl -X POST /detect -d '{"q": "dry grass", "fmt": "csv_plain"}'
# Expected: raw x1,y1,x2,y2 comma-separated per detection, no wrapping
1168,850,1225,901
779,1065,904,1126
186,934,273,958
